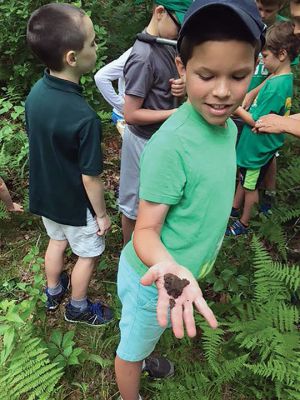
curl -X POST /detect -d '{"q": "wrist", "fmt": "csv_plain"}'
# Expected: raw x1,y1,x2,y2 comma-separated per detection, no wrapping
97,212,107,218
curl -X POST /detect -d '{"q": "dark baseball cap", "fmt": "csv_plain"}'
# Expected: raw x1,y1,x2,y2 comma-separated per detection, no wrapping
177,0,266,51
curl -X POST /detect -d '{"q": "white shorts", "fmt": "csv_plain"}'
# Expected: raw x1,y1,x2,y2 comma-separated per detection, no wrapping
42,209,105,258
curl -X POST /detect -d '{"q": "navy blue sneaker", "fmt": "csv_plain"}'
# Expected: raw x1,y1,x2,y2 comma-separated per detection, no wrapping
225,220,249,236
64,300,113,326
142,356,174,379
259,203,272,216
45,271,70,311
230,207,240,219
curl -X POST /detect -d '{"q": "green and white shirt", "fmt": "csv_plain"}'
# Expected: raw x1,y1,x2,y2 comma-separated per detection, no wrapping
123,102,237,279
237,73,293,169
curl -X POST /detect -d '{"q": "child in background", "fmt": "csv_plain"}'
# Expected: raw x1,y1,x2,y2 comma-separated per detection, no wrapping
94,48,132,136
0,177,23,212
115,1,265,399
119,0,190,245
227,21,299,236
254,0,300,138
26,3,112,325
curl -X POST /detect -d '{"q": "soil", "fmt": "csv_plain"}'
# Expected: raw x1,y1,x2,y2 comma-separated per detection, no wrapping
164,273,190,299
169,298,176,309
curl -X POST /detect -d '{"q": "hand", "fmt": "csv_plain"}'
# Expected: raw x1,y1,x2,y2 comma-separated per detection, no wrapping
140,261,218,339
254,114,284,134
96,213,111,236
170,78,186,98
7,202,23,212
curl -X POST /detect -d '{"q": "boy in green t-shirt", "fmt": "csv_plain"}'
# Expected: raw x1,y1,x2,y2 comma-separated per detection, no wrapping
115,1,265,399
227,21,299,236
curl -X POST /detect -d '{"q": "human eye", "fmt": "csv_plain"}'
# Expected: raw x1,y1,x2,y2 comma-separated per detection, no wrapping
232,75,248,81
198,74,213,81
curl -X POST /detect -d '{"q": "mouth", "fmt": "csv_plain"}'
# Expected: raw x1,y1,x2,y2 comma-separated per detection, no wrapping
205,103,232,116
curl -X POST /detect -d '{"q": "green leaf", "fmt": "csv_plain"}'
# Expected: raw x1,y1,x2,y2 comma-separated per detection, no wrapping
62,330,75,348
213,280,224,292
50,330,63,347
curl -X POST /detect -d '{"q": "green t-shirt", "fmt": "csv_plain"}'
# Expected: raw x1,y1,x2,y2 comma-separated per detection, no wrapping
247,15,298,91
237,73,293,169
123,102,237,279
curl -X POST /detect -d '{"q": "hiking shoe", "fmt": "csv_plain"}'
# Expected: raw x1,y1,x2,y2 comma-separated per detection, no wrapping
45,271,70,311
225,220,249,236
259,203,272,216
230,207,240,219
142,356,174,379
64,300,113,326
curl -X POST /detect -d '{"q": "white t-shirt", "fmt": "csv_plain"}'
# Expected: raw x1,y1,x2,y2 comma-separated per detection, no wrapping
94,48,132,117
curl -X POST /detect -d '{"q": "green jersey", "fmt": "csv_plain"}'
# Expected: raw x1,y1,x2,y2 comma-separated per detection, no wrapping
123,102,237,279
247,14,299,91
237,73,293,169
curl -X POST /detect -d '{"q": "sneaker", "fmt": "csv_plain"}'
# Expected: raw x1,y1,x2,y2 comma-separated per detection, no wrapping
230,207,240,219
64,299,113,326
259,203,272,216
225,220,249,236
142,356,174,379
45,271,70,311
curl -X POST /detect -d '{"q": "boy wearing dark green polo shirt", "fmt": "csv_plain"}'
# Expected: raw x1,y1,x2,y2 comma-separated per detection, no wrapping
25,3,112,326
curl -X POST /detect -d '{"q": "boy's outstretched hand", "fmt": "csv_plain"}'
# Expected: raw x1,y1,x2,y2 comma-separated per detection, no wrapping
140,262,218,339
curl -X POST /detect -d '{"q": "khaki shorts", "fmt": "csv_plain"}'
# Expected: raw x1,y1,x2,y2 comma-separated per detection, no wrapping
42,209,105,258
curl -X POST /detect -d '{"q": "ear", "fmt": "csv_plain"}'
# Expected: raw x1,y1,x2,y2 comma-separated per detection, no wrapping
278,48,288,62
175,56,186,82
65,50,77,67
154,5,165,21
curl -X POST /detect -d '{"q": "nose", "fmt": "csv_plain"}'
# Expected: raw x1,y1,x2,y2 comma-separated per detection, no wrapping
212,79,231,99
260,10,266,19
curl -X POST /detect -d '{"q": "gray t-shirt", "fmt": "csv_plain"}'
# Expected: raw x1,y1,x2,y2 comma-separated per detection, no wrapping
124,33,178,139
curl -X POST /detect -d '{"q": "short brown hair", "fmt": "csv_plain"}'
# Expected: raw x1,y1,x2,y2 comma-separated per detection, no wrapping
27,3,86,71
259,0,286,6
265,21,300,61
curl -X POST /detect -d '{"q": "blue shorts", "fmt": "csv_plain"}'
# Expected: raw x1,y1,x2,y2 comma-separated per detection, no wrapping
116,252,169,362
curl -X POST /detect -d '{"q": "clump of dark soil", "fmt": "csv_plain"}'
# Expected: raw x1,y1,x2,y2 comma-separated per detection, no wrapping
164,273,190,299
169,298,176,309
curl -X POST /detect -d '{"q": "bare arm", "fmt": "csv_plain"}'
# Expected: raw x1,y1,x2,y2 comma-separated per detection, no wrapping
234,106,256,127
255,114,300,138
124,95,176,126
0,177,23,212
134,200,218,338
82,174,111,235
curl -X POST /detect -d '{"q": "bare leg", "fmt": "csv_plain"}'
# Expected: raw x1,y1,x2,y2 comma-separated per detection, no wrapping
233,182,245,210
122,214,136,246
71,257,96,300
240,189,259,226
45,239,68,288
262,157,276,191
115,355,142,400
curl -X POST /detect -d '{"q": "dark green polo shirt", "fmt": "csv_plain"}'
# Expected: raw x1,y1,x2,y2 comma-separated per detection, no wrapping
25,70,103,226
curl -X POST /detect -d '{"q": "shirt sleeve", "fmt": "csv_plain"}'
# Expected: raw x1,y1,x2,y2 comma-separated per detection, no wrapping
251,87,285,121
124,50,154,99
78,118,103,176
94,48,132,114
139,133,186,205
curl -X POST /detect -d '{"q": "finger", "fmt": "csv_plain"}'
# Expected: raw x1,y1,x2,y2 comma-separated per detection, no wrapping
194,297,218,329
140,266,159,286
170,302,184,338
183,300,196,337
156,289,171,328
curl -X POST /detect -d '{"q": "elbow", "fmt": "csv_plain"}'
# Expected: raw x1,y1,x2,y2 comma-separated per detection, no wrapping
124,110,136,125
